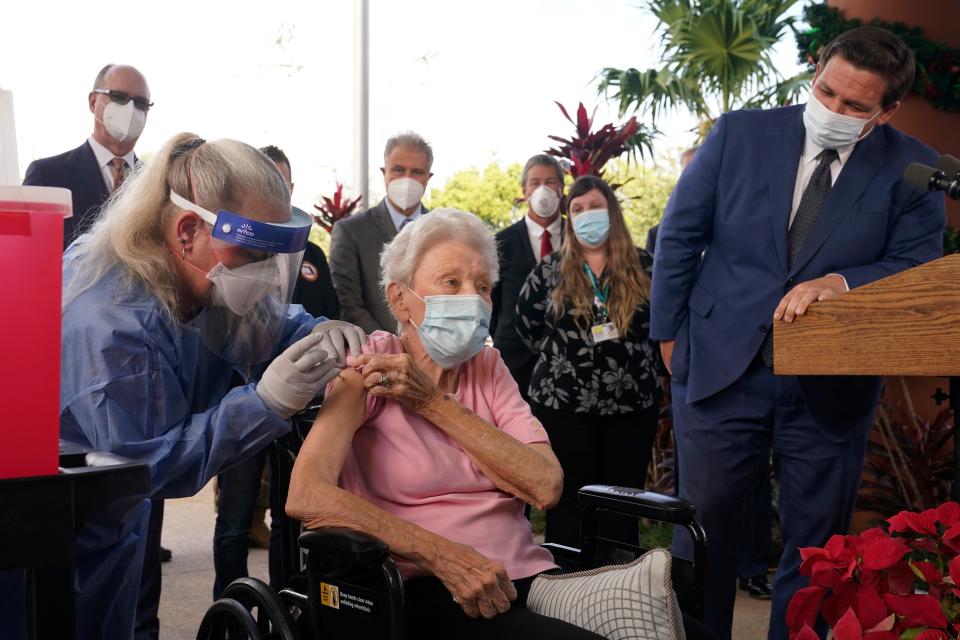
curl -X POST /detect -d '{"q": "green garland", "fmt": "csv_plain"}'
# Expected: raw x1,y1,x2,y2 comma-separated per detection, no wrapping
796,3,960,113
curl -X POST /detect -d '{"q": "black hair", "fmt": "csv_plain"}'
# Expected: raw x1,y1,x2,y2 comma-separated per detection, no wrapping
259,145,291,179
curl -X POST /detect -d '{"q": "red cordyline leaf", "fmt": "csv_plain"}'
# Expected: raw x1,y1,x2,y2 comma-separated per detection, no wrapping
787,586,826,633
861,536,911,571
792,624,819,640
833,608,862,640
881,593,948,628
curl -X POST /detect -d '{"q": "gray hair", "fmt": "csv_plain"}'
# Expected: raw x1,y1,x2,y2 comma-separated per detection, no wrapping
383,131,434,170
520,154,565,188
63,133,290,321
380,209,499,294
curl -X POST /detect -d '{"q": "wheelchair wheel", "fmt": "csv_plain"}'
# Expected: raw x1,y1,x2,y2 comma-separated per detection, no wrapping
196,598,264,640
219,577,301,640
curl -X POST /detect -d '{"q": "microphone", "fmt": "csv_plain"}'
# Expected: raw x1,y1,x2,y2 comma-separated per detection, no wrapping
904,162,960,200
935,154,960,178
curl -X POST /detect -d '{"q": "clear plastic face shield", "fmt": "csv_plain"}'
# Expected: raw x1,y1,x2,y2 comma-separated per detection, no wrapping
170,190,312,373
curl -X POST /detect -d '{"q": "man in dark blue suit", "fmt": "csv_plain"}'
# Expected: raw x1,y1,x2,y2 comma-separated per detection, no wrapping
23,63,151,249
651,28,946,640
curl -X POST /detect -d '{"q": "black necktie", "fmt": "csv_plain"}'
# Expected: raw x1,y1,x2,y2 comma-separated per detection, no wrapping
761,148,839,367
789,148,838,268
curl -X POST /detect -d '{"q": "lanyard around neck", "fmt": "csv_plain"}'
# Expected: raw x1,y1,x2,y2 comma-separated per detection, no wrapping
583,263,610,322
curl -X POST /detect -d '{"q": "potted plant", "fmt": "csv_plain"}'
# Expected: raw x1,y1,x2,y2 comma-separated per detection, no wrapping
787,502,960,639
545,101,652,184
313,182,362,233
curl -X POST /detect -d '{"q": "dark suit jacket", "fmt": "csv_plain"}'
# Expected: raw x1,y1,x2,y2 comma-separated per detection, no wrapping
23,141,125,249
292,241,340,320
651,105,945,430
329,199,427,334
646,224,659,255
491,218,540,399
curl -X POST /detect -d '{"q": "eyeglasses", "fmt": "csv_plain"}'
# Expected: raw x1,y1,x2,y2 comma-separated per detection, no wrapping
93,89,153,112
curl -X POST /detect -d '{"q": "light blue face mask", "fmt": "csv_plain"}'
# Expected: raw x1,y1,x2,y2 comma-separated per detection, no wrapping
407,288,492,369
572,208,610,246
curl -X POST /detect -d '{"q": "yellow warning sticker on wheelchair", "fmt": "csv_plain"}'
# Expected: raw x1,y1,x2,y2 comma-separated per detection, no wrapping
320,582,340,609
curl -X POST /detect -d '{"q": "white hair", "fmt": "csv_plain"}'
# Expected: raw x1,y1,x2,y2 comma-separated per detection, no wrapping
380,208,499,291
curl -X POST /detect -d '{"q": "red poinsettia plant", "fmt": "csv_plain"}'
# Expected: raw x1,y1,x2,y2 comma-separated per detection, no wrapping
788,502,960,640
545,101,652,181
313,182,362,233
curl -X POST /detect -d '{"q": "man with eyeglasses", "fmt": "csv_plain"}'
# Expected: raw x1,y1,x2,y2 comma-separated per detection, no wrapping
23,63,152,249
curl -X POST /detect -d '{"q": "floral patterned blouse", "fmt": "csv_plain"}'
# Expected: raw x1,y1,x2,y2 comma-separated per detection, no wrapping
515,248,662,416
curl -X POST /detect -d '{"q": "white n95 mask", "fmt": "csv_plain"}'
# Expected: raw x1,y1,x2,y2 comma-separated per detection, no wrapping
388,177,425,210
207,256,282,316
803,94,879,149
528,185,560,217
102,100,147,143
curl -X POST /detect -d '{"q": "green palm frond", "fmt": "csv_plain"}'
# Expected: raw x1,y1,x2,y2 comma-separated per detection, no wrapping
596,66,707,120
597,0,806,135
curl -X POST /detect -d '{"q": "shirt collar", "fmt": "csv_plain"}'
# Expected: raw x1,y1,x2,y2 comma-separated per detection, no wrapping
801,134,856,168
384,197,423,232
523,212,563,238
87,136,136,169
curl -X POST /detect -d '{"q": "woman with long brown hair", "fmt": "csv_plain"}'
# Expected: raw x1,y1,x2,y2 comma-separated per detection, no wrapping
516,174,662,546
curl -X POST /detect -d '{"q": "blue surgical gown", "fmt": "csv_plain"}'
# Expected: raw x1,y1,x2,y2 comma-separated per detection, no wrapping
58,241,321,639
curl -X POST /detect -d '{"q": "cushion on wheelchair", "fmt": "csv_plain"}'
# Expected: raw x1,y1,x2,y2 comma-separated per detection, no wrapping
526,548,685,640
299,528,390,563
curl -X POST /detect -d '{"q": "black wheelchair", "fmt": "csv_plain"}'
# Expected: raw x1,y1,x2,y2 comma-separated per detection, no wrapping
195,412,708,640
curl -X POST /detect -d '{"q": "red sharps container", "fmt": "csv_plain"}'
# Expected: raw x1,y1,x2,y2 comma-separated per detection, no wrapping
0,186,72,479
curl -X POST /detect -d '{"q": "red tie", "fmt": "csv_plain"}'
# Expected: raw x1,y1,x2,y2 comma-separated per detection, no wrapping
111,157,127,191
540,230,553,259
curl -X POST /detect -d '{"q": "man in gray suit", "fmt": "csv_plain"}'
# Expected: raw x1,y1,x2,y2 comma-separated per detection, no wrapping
330,131,434,333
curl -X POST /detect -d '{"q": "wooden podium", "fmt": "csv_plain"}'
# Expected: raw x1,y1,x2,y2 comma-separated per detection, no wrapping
774,253,960,495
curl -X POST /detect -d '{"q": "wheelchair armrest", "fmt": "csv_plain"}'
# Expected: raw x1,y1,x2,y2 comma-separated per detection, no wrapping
299,528,391,564
578,485,696,525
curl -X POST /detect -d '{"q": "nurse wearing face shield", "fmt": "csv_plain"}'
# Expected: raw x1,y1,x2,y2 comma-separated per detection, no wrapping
57,133,364,639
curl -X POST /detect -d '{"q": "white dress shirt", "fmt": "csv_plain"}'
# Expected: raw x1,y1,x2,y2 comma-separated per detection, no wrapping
524,213,563,261
87,136,136,193
788,135,858,291
385,197,424,233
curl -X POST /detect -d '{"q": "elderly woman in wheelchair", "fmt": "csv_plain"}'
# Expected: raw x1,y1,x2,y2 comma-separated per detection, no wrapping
284,209,703,640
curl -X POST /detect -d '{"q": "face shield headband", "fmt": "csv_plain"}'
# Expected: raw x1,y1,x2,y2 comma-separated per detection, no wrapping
169,189,312,377
169,190,312,253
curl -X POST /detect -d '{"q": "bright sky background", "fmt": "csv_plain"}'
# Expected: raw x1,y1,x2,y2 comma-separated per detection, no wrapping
1,0,808,213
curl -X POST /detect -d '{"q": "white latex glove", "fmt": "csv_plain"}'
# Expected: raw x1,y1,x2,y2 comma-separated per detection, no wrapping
257,333,340,418
310,320,366,367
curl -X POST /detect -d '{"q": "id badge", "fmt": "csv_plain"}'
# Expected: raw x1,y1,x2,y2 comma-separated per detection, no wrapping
591,322,620,343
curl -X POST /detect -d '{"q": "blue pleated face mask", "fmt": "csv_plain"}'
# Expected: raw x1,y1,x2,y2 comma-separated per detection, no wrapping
406,287,492,369
572,208,611,246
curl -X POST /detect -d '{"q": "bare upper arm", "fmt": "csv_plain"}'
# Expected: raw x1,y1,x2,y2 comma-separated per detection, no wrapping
291,367,368,488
